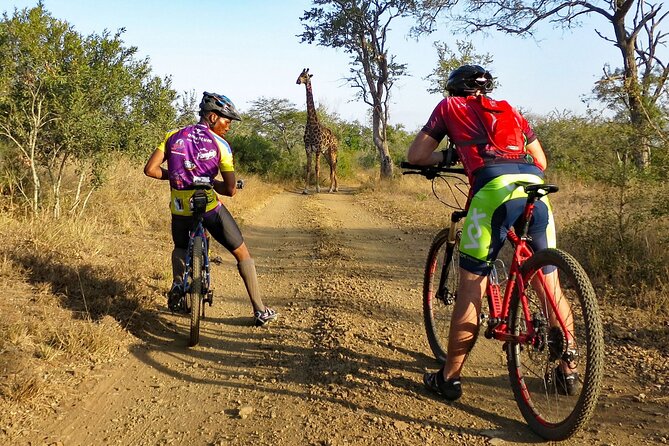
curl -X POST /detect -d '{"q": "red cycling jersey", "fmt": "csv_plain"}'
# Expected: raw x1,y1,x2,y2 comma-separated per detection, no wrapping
421,96,538,183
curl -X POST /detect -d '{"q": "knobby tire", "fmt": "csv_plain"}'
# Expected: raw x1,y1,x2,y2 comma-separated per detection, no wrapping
506,248,603,440
189,236,204,347
423,228,461,363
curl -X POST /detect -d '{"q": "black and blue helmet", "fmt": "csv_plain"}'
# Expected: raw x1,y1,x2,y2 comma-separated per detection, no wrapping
199,92,242,121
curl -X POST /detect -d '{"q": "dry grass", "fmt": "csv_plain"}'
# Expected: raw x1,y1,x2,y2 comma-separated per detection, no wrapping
357,171,470,231
0,157,281,416
0,156,666,417
1,376,43,405
358,171,669,317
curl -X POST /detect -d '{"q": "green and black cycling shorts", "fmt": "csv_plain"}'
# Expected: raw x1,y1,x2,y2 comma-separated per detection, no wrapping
459,173,556,275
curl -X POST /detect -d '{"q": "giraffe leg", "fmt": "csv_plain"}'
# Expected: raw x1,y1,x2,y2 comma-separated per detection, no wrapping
328,150,338,193
303,150,313,194
315,152,321,193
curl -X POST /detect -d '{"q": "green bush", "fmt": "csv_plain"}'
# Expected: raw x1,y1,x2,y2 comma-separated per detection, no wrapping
559,184,669,314
267,150,303,182
229,134,281,176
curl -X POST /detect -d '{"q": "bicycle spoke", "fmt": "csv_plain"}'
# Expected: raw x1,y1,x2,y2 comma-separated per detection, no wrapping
507,248,603,441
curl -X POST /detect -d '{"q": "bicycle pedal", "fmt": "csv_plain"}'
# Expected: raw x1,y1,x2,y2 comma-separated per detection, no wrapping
205,291,214,306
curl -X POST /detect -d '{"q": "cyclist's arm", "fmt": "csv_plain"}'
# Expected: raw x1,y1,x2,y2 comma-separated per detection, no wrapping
214,171,237,197
407,131,443,166
526,139,547,170
144,149,168,180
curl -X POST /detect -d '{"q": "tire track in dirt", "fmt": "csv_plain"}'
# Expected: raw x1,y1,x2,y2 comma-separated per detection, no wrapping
284,191,512,446
23,190,322,446
19,187,663,446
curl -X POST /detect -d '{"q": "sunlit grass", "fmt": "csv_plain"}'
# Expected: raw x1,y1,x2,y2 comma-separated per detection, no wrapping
358,169,669,316
0,157,283,410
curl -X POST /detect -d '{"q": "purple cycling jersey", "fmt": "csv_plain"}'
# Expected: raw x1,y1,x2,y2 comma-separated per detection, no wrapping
157,123,234,216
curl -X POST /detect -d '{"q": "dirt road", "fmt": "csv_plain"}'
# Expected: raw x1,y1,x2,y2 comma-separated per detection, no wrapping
23,188,668,445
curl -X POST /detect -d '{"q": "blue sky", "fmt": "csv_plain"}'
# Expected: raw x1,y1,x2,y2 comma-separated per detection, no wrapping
5,0,621,130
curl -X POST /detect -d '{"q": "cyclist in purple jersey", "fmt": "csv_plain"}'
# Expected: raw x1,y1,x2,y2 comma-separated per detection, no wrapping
144,92,277,327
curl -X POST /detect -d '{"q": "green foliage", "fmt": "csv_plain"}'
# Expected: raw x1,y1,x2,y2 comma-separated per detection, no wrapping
536,109,669,312
425,40,494,96
266,150,304,183
386,123,415,165
244,97,304,154
338,119,372,152
0,5,178,215
559,182,669,313
228,133,281,176
533,111,627,182
174,89,199,127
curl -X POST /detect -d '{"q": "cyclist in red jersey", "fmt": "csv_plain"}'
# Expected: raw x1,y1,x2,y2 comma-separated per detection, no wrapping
406,66,576,401
144,92,277,327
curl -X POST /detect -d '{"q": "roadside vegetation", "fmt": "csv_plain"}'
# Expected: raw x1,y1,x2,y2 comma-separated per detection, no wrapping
0,1,667,425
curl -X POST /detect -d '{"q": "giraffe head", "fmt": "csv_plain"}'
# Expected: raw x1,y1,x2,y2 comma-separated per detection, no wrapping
296,68,313,85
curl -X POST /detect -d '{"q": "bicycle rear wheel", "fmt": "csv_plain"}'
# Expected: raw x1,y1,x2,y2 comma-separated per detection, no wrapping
507,248,603,440
189,235,204,347
423,228,461,363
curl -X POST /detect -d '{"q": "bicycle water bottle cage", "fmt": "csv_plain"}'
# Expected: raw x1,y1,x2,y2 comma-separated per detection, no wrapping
191,190,209,214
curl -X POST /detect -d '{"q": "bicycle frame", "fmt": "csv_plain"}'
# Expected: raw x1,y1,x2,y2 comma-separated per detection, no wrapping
446,185,569,347
182,211,211,299
405,161,602,440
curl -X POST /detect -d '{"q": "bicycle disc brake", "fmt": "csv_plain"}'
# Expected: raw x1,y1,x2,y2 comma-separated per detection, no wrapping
547,326,567,362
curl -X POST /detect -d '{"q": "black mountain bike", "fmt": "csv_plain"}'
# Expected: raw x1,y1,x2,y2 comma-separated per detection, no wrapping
180,187,214,347
175,180,244,346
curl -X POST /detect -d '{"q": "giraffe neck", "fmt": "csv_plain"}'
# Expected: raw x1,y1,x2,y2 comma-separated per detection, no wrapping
305,81,319,126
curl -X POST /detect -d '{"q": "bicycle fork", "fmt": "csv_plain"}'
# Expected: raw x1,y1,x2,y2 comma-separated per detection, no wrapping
183,227,214,308
437,212,467,304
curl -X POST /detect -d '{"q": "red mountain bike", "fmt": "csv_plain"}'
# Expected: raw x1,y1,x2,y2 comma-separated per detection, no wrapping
401,162,603,441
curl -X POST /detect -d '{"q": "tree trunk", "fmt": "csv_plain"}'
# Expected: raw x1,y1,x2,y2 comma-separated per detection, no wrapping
52,154,68,219
70,166,87,214
78,187,95,219
372,102,393,178
30,160,40,214
629,108,651,169
614,14,651,170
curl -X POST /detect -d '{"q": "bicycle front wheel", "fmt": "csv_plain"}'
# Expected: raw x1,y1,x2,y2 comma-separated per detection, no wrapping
189,235,204,347
507,248,603,440
423,228,461,363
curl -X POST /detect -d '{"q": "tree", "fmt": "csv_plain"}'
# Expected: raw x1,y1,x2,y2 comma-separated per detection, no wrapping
299,0,452,179
424,39,494,95
246,97,304,153
0,5,177,216
174,89,199,127
454,0,668,170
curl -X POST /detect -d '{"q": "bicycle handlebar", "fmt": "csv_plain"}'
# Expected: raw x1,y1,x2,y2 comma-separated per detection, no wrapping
400,162,466,179
192,180,245,191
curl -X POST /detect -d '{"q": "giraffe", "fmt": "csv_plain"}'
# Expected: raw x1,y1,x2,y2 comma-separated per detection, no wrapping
295,68,339,194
